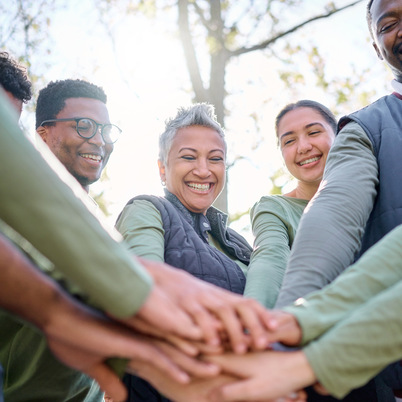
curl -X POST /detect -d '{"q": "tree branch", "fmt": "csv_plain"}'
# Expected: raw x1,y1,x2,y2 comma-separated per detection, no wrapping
230,0,365,57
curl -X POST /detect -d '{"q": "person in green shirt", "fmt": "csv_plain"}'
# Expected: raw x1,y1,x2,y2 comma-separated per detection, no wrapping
244,100,336,308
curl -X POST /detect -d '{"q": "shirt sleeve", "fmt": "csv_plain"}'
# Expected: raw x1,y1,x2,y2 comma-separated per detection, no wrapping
275,122,378,308
244,199,292,308
303,279,402,399
116,200,165,262
284,224,402,343
0,90,152,318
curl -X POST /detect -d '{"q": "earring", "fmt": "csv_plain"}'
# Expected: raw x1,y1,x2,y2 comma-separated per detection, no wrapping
161,180,166,187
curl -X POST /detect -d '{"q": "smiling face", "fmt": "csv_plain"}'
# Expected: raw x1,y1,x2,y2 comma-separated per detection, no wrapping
371,0,402,82
278,107,335,188
38,97,113,192
158,125,226,215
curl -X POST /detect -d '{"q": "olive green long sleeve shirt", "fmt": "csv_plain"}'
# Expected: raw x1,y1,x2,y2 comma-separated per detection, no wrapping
285,224,402,398
244,196,308,308
0,90,152,318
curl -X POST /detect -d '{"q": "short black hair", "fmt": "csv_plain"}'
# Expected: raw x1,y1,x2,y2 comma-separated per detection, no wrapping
275,99,337,141
367,0,375,39
36,79,107,129
0,51,32,102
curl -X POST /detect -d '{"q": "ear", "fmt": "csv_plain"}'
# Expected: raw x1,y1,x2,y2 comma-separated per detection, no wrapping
36,125,49,143
373,41,383,60
158,159,166,181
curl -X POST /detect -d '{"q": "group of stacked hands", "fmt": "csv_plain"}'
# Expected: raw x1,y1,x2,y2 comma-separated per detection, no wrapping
2,0,402,401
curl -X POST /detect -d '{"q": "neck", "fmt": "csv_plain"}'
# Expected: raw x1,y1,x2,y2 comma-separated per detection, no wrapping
284,182,319,201
80,183,90,193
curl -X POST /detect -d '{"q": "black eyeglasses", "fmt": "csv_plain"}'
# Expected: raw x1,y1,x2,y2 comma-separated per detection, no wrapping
40,117,122,144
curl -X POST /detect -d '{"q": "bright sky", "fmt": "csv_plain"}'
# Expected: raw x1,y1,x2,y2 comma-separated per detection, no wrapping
13,0,391,240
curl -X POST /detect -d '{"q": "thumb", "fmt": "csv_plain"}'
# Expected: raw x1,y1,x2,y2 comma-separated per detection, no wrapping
87,363,127,402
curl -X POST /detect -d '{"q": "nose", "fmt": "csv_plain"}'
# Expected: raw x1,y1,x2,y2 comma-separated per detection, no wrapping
88,126,106,146
297,137,313,154
193,158,211,178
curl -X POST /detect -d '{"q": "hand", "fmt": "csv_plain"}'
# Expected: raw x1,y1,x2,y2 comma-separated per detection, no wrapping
43,294,202,402
127,338,221,380
136,364,306,402
204,350,316,401
141,257,273,353
264,310,302,346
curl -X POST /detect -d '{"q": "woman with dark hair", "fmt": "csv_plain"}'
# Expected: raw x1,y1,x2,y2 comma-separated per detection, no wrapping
244,100,337,308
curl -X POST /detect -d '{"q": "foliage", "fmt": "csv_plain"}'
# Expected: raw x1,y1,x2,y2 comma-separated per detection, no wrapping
96,0,365,212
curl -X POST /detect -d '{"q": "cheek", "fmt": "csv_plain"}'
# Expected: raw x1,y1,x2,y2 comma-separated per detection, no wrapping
104,144,114,159
214,165,226,188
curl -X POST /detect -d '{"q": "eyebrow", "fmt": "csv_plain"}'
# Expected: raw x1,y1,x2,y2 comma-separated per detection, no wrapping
376,11,398,28
178,147,225,154
279,122,325,140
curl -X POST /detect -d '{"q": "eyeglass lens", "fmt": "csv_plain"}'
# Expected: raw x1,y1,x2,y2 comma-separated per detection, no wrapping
77,118,119,143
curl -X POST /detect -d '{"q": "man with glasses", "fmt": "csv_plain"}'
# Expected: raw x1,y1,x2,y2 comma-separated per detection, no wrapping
0,78,122,402
36,78,120,193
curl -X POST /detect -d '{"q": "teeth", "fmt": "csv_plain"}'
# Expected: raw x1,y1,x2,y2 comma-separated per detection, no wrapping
187,183,210,191
81,153,101,162
299,156,320,166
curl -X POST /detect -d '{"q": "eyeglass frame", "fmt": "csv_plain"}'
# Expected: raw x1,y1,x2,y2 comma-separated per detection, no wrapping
39,117,122,144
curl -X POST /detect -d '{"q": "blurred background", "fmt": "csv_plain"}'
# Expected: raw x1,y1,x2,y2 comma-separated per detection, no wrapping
1,0,390,241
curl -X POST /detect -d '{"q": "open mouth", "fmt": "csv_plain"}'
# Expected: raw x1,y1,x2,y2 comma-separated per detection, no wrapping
187,182,213,192
80,153,102,163
298,156,321,166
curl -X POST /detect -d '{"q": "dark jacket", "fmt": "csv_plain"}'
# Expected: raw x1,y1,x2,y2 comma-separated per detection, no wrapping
119,190,251,402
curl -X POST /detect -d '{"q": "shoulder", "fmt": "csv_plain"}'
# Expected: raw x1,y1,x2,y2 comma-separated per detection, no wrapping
251,195,307,219
116,198,162,229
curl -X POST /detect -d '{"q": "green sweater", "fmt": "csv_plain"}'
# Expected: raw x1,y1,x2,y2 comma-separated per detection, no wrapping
0,90,152,401
244,195,308,308
285,224,402,398
0,90,152,317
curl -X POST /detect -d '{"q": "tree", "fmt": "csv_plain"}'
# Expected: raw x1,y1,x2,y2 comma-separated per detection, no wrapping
99,0,365,212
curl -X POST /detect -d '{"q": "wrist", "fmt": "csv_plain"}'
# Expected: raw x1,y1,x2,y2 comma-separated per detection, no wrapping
287,350,317,390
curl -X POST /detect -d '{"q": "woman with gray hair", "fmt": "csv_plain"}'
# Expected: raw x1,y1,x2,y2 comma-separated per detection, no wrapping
116,103,252,402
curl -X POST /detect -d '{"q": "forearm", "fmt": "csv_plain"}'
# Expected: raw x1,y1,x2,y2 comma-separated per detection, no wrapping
245,201,292,308
0,93,151,317
0,232,69,331
304,281,402,399
285,224,402,343
276,122,378,308
245,259,286,309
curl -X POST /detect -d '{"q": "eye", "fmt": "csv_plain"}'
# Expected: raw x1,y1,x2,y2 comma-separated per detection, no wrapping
283,138,295,146
379,20,398,33
210,156,224,162
308,130,321,136
77,118,94,133
181,155,196,160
